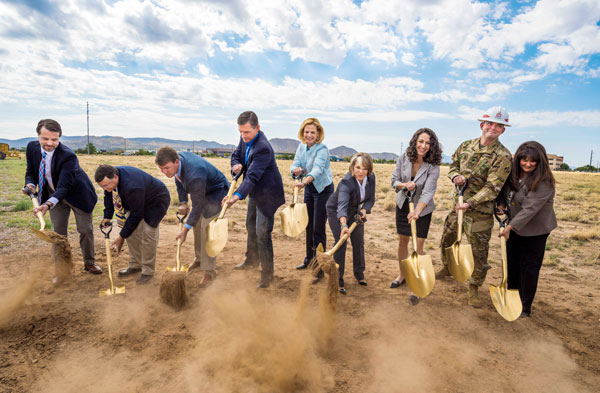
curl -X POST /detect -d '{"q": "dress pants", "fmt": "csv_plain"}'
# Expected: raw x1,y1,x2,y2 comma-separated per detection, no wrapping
245,197,275,280
193,212,218,277
304,182,334,260
49,199,95,266
328,213,365,288
125,220,159,275
506,230,550,314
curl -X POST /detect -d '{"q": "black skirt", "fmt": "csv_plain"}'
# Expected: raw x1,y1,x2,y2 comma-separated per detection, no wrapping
395,200,432,238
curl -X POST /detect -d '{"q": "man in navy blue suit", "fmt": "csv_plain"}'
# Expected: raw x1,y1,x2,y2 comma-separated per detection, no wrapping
95,165,170,285
24,119,102,281
155,146,229,287
224,111,285,288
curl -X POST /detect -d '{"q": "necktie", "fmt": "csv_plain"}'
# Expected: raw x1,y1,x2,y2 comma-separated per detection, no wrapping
175,175,182,183
38,152,47,204
112,191,128,228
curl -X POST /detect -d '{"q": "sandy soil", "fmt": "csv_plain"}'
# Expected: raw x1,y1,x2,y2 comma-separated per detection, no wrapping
1,163,599,393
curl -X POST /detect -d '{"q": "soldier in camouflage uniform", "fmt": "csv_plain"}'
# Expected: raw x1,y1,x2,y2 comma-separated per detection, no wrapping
437,106,512,308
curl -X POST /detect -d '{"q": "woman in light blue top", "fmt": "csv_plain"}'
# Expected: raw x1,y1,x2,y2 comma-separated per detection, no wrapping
290,118,334,283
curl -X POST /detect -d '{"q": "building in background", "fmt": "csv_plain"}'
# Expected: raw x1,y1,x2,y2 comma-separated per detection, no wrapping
547,154,564,170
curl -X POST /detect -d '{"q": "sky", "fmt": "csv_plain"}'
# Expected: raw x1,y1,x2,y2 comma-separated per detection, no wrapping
0,0,599,168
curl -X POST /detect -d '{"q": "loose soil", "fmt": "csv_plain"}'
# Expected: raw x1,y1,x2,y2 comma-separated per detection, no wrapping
1,161,599,393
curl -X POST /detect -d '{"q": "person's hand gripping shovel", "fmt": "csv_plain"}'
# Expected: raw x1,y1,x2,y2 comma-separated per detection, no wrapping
489,208,522,321
399,189,435,298
205,170,243,258
280,175,309,237
22,186,53,243
444,179,474,282
99,222,125,297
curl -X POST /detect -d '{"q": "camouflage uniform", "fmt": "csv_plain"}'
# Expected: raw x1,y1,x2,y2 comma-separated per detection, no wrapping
440,138,512,287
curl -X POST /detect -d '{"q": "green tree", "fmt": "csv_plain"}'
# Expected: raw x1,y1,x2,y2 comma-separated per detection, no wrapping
558,163,570,171
76,143,97,154
574,165,598,172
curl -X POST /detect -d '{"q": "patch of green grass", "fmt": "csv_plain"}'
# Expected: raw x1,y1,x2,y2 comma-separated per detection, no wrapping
13,199,30,212
0,201,13,207
544,253,560,267
6,217,30,228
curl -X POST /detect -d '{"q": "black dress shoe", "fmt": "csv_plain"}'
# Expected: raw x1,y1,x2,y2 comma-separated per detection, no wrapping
311,276,322,285
234,260,258,270
296,263,309,270
118,267,141,277
390,278,405,288
136,274,153,285
84,264,103,274
409,294,420,306
358,280,368,286
338,287,346,295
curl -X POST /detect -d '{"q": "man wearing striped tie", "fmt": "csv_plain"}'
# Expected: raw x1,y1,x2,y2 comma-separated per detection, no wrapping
24,119,102,281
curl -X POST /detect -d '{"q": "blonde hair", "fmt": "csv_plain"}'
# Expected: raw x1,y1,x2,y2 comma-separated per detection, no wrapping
349,152,374,176
297,118,325,144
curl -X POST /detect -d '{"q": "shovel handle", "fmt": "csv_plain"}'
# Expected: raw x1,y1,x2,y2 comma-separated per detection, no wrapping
408,201,419,251
218,171,243,220
24,187,46,231
327,221,358,256
455,178,468,242
99,222,113,238
176,211,188,224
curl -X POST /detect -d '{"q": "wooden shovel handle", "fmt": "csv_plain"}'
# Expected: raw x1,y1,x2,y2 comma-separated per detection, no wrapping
326,222,358,256
217,171,243,220
409,201,418,251
31,197,46,231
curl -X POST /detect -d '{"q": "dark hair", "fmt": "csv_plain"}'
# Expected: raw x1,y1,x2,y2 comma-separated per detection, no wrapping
94,165,119,183
237,111,259,128
349,152,374,176
406,128,442,165
36,119,62,137
509,141,555,192
155,146,179,166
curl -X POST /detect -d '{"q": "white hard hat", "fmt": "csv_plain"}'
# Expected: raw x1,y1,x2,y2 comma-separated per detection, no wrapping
478,106,510,127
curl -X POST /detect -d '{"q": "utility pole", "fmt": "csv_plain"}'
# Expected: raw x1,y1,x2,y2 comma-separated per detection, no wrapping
590,150,594,167
86,102,90,155
124,137,127,153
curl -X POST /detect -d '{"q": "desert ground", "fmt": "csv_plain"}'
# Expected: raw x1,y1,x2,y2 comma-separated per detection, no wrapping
1,155,599,393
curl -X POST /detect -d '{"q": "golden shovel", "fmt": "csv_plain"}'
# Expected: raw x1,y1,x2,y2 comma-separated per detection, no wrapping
166,212,189,272
205,170,243,258
399,190,435,298
280,177,309,237
22,187,53,242
99,223,125,297
310,221,359,276
444,180,474,282
489,210,522,321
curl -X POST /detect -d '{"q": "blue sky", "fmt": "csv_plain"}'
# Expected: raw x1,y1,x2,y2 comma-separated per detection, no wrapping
0,0,599,167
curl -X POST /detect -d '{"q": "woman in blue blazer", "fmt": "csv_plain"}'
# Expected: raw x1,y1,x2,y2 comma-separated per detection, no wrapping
390,128,442,305
290,118,334,283
326,153,376,294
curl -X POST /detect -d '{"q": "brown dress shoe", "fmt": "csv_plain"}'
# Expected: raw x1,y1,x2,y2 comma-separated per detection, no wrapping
187,261,201,272
84,264,103,274
199,273,214,288
119,267,142,277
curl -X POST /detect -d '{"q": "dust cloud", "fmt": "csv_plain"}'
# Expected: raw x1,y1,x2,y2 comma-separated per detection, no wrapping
0,268,42,328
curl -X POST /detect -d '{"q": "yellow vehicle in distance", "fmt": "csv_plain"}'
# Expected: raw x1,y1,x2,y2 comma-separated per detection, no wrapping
0,143,21,159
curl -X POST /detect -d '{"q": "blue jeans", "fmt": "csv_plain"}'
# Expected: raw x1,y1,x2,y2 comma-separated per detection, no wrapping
246,197,275,279
304,182,334,260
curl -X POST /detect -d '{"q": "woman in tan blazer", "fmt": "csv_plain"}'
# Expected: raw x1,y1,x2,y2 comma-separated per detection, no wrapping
497,141,557,318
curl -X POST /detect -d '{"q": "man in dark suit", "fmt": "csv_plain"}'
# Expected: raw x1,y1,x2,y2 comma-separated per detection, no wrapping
23,119,102,279
95,165,170,285
224,111,285,288
155,146,230,287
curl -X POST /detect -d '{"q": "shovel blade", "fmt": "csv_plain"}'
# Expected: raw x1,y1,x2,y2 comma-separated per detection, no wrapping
31,228,55,243
444,242,474,282
99,286,126,297
489,285,522,321
280,203,309,237
205,218,228,258
166,264,189,273
400,253,435,298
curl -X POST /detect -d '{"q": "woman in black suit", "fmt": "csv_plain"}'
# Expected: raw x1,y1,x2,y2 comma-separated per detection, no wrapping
496,141,557,318
326,153,376,294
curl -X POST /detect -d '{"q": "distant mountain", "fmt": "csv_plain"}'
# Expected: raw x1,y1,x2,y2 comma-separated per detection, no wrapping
270,138,300,154
0,136,234,151
330,145,358,157
370,152,399,161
